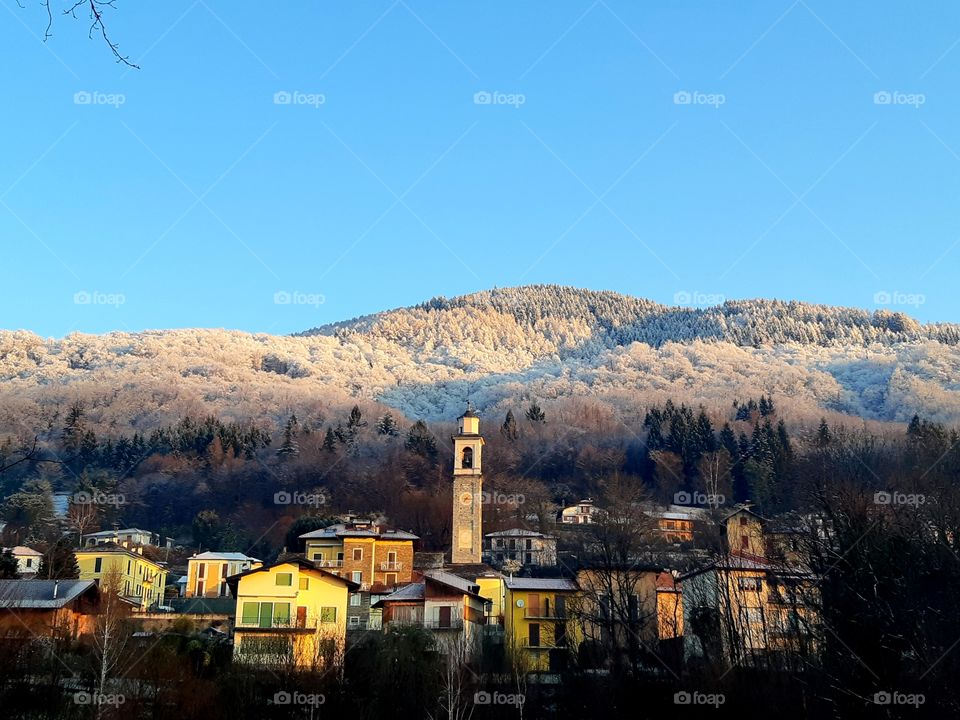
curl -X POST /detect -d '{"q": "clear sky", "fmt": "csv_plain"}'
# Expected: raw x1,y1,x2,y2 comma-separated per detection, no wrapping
2,1,959,336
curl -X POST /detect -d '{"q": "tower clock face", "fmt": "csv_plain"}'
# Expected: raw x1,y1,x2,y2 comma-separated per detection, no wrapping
459,491,474,506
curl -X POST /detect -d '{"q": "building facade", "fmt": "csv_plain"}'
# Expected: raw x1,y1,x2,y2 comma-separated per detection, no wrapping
76,545,168,611
483,529,557,567
184,552,261,598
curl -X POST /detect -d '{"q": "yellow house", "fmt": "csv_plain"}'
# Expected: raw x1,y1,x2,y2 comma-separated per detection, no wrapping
681,509,819,668
76,545,168,611
227,559,358,669
184,552,261,598
503,577,580,672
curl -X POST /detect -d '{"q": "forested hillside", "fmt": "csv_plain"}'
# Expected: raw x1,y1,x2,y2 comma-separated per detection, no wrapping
2,286,960,439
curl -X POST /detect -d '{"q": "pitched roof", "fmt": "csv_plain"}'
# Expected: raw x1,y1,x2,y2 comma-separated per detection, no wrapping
424,570,482,597
225,558,360,592
484,529,553,538
85,528,154,537
504,577,579,592
0,580,98,609
373,582,426,606
75,544,167,568
190,552,260,562
299,524,419,541
6,546,43,557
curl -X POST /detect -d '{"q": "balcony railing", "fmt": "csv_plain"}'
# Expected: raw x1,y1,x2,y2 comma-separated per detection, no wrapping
236,618,319,631
386,619,464,631
524,608,567,620
379,561,403,571
315,560,344,568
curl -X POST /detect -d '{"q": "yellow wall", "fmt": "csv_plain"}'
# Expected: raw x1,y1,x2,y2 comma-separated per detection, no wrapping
233,563,349,669
76,550,167,610
726,511,765,557
504,586,580,671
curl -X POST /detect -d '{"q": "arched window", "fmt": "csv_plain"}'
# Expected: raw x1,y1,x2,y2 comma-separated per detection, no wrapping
462,446,473,469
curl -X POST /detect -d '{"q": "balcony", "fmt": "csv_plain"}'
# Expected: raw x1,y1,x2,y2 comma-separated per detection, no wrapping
386,619,465,631
524,608,567,620
315,560,344,568
379,561,404,571
235,619,318,631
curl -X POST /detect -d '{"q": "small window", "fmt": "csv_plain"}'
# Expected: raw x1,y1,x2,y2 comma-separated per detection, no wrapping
386,573,397,586
740,517,748,526
275,573,293,586
312,552,323,561
738,576,763,592
352,548,362,562
25,558,32,568
348,616,360,628
198,564,205,578
320,607,337,623
352,571,362,584
299,577,309,590
741,535,749,549
94,558,102,573
350,593,361,607
127,560,131,574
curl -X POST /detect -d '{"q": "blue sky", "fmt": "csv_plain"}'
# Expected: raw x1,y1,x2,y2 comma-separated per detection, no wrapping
2,1,960,336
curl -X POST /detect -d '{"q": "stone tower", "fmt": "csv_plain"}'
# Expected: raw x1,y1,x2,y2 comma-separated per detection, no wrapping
451,405,484,564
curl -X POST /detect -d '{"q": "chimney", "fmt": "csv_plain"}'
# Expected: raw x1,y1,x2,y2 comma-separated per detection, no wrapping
53,580,59,600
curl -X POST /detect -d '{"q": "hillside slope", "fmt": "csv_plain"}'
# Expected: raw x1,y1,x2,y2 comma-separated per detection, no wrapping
2,286,960,432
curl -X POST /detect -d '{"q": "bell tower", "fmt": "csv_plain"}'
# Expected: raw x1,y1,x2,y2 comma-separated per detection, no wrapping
452,404,484,564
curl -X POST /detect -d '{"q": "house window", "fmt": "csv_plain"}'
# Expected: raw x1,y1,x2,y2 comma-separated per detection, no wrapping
94,558,102,573
25,558,32,568
275,573,293,586
529,623,540,647
221,563,228,580
386,573,397,586
740,517,748,526
299,577,309,590
352,571,362,584
198,564,205,578
320,607,337,623
526,539,532,550
312,552,323,561
197,580,205,596
348,616,360,628
738,576,763,592
337,552,344,563
741,535,749,549
127,560,131,574
352,548,362,562
350,593,361,607
241,601,291,628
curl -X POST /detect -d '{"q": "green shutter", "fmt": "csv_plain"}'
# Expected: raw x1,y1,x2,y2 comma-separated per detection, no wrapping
241,602,259,625
274,603,291,626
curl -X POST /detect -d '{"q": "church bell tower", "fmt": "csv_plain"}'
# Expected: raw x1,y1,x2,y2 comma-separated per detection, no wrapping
452,404,484,564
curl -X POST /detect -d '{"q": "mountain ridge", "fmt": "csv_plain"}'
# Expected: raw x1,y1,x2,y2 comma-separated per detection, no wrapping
1,285,959,432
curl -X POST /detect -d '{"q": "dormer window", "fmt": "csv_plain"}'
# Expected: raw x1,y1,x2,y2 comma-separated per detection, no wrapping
462,446,473,469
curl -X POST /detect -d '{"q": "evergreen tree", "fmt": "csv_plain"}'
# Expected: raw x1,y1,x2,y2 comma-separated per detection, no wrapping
0,549,19,579
525,402,546,424
377,413,399,436
405,420,438,459
501,410,519,441
816,418,832,448
37,539,79,580
322,427,337,452
347,405,367,430
276,415,300,459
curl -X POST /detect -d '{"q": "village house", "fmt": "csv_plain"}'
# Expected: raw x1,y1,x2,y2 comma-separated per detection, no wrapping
374,569,489,642
0,579,100,641
503,576,580,672
83,527,159,549
483,529,558,568
559,499,598,525
680,507,819,669
75,544,168,611
184,552,261,598
4,546,43,577
227,558,357,669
